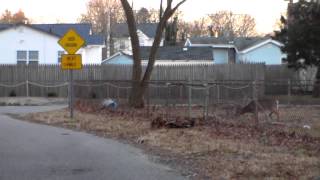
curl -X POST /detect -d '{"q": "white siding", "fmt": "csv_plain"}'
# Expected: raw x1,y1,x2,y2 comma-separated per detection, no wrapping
0,25,103,64
237,43,284,65
82,45,103,64
112,30,164,54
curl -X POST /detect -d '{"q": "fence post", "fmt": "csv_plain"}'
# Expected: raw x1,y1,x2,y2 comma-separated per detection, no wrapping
217,83,220,104
179,84,183,104
26,65,29,97
117,86,120,103
147,85,150,117
126,88,129,102
203,83,209,121
188,79,192,119
106,84,109,98
166,82,171,121
26,80,29,97
287,79,291,106
253,80,259,124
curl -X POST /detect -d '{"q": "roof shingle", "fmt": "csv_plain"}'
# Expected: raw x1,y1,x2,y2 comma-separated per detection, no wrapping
112,23,158,38
140,46,213,61
0,23,104,45
188,36,271,51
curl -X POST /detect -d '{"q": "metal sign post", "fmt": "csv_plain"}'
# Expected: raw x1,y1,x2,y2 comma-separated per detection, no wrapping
69,70,74,118
58,28,85,119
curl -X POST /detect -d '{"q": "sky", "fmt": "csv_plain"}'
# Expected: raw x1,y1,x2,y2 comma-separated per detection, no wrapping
0,0,289,34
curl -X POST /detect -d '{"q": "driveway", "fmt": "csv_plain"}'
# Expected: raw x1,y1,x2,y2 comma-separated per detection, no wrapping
0,106,185,180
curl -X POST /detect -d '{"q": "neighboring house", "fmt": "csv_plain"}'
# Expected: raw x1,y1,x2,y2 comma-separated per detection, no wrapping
102,46,213,65
0,23,105,64
102,51,133,65
185,37,285,64
110,23,164,56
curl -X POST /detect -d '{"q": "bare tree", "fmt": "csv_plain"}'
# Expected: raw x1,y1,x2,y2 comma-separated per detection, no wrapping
191,18,209,37
135,7,151,23
149,8,161,23
0,10,13,23
0,9,30,24
120,0,186,108
233,14,257,37
208,11,233,38
80,0,125,56
208,11,257,39
176,17,211,41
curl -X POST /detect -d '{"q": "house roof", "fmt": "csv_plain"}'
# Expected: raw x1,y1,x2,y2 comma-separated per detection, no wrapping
101,51,132,64
140,46,213,60
0,23,104,45
187,36,277,52
112,23,158,38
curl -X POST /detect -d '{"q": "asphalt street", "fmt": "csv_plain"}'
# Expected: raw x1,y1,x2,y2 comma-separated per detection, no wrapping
0,106,185,180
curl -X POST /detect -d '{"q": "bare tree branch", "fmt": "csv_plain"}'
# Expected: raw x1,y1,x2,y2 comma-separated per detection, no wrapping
120,0,187,107
142,0,186,85
120,0,142,82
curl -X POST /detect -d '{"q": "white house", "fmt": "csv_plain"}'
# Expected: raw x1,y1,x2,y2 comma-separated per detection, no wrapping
185,37,285,65
110,23,164,56
0,23,105,64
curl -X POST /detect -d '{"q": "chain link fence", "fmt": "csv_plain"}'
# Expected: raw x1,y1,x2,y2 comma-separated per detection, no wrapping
1,79,320,124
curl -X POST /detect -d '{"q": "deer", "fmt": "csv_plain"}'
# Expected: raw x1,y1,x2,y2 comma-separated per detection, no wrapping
235,99,280,121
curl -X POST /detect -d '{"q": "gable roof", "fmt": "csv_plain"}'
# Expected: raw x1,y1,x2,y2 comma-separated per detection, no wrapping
112,23,158,38
0,23,60,38
186,36,282,52
239,38,284,53
0,23,104,45
140,46,213,60
101,51,132,64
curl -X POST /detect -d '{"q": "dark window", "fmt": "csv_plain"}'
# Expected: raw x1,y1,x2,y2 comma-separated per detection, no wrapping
28,61,39,65
17,51,27,62
17,61,27,65
29,51,39,61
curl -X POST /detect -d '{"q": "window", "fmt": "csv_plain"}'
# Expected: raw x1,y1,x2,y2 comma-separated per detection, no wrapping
17,50,39,65
29,51,39,61
17,51,27,64
58,51,65,63
28,61,39,65
17,61,27,65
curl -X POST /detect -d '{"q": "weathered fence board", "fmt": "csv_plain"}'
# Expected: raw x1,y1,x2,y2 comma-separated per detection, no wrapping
0,63,316,99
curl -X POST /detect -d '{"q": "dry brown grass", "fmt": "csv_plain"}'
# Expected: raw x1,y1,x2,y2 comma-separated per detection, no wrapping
23,102,320,180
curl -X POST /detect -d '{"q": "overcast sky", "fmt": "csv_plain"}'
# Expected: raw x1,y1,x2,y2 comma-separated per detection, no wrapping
0,0,289,34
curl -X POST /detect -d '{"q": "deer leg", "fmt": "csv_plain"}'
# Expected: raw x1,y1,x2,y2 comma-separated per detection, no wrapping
268,112,274,119
276,111,280,121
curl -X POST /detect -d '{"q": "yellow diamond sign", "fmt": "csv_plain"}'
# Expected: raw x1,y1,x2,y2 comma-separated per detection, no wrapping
61,54,82,70
58,29,85,54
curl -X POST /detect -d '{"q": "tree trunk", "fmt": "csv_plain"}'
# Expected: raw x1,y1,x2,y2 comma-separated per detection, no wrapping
120,0,186,108
313,66,320,97
120,0,144,108
129,81,147,108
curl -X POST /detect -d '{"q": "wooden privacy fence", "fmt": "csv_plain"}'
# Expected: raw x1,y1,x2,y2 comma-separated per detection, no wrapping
0,63,316,99
0,63,265,82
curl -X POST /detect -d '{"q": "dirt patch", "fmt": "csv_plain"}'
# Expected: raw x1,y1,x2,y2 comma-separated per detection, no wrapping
21,100,320,179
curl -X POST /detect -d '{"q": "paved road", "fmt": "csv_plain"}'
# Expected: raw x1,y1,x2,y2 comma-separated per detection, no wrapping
0,106,185,180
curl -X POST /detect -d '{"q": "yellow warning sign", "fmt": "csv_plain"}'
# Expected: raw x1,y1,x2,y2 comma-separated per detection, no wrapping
58,29,85,54
61,54,82,70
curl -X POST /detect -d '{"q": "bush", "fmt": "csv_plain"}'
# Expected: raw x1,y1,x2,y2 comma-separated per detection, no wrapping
47,92,58,97
9,90,16,97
